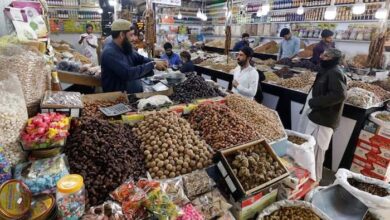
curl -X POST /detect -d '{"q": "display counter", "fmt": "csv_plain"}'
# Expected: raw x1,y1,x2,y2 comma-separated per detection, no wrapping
57,70,101,87
203,46,278,60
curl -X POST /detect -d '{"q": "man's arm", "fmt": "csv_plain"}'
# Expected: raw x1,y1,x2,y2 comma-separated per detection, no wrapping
278,42,283,59
78,35,85,44
102,51,154,81
232,41,241,52
309,72,347,109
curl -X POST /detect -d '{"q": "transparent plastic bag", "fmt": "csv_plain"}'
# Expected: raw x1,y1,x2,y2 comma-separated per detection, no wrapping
192,189,232,220
177,204,204,220
0,43,50,116
346,87,382,109
14,154,69,194
0,146,12,185
160,176,190,206
82,201,125,220
182,170,215,199
0,73,27,166
41,91,83,108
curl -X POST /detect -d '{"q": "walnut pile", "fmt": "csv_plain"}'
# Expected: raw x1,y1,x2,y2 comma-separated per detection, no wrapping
278,72,315,92
348,81,390,101
188,103,260,150
229,144,286,191
264,207,322,220
287,135,308,145
134,111,213,179
225,94,285,142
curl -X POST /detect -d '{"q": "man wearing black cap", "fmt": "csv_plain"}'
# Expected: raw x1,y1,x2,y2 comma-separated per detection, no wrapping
279,28,300,59
300,48,347,181
101,19,167,94
311,29,335,65
231,46,259,100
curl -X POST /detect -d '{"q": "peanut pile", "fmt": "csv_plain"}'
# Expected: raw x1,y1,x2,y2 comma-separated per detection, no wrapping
348,81,390,101
288,135,307,145
264,207,322,220
225,94,286,142
278,72,315,92
188,103,260,150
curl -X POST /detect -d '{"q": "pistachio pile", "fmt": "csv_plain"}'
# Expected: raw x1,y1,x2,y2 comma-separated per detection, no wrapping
348,81,390,101
287,135,307,145
225,94,285,142
188,103,260,150
133,112,213,179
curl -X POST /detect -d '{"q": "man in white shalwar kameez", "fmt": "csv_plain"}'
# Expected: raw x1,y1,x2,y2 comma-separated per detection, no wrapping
299,48,347,181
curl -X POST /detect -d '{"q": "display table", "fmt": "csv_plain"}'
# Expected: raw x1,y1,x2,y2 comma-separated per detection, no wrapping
260,82,383,171
194,65,234,90
57,70,101,87
203,46,278,60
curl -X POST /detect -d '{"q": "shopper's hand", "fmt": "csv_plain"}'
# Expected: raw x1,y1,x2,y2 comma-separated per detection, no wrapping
155,60,168,71
232,80,239,88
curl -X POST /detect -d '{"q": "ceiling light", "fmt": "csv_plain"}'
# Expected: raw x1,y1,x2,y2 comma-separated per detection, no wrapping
178,11,182,19
297,3,304,15
324,5,337,20
256,7,264,17
109,0,116,6
262,2,270,14
196,8,202,18
164,14,168,19
240,4,245,8
375,4,388,20
97,8,103,14
352,1,366,15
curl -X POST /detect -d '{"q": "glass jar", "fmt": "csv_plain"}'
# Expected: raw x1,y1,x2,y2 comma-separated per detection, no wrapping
56,174,85,220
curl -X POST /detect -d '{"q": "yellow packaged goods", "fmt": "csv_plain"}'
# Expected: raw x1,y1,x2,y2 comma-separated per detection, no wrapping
0,180,32,219
30,194,55,220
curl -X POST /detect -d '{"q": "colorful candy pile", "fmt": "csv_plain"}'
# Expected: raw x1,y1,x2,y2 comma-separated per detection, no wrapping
21,113,70,149
0,146,11,184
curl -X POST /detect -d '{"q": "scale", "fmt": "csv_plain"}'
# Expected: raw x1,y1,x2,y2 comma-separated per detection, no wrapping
99,103,132,117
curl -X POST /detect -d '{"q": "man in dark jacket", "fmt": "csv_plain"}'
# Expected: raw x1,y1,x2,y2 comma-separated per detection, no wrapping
179,51,195,73
302,48,347,181
311,29,336,65
232,33,250,52
101,19,167,94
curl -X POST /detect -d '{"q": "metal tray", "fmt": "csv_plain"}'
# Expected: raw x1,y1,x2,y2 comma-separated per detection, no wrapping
312,185,368,220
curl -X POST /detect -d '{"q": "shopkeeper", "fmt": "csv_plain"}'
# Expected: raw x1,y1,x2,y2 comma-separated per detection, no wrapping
300,48,347,181
179,51,195,73
311,29,336,65
101,19,167,94
161,42,181,68
79,24,98,65
232,33,250,52
231,46,259,99
279,28,300,59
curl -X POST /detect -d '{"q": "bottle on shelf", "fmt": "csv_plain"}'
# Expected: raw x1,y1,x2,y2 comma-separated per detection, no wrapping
51,71,62,91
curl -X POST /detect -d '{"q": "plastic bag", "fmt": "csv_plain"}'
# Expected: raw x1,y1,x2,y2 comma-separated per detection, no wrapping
177,204,204,220
346,87,382,109
0,146,12,185
285,129,316,180
137,95,173,111
182,170,215,199
0,73,27,166
0,43,50,116
257,200,331,220
192,189,232,220
369,111,390,127
41,91,83,108
334,169,390,218
160,176,190,206
14,154,69,194
82,201,125,220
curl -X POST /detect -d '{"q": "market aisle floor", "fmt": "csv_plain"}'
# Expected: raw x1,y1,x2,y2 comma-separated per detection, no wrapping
320,167,336,186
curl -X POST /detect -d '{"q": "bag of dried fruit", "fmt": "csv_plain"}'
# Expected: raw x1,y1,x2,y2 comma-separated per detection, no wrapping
334,169,390,219
0,73,27,166
369,111,390,135
285,130,316,181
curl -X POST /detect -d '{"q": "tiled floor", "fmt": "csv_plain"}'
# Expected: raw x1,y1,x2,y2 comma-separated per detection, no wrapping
320,167,336,186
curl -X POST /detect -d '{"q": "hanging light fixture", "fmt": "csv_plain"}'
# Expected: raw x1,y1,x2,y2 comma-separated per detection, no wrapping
109,0,116,6
178,11,182,19
262,1,270,15
297,3,304,15
196,8,202,18
97,8,103,14
164,14,168,19
352,0,366,15
256,6,264,17
324,0,337,20
375,3,388,20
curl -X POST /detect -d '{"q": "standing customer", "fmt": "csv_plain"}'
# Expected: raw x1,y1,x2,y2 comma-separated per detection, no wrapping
231,46,259,100
311,29,336,65
232,33,250,52
279,28,300,59
179,51,195,73
101,19,167,94
79,24,98,65
302,48,347,181
161,42,181,68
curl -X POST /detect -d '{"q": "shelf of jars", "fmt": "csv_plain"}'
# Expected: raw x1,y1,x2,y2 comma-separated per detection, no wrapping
269,0,385,11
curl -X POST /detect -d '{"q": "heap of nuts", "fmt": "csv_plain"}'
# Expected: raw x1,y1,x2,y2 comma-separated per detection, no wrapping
288,135,307,145
264,207,322,220
188,103,260,150
64,118,146,207
348,178,390,197
229,144,286,191
375,112,390,122
225,94,285,142
133,112,213,179
82,96,129,119
278,72,315,91
348,81,390,101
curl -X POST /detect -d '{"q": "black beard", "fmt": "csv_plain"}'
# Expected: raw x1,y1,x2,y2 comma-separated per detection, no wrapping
238,60,245,66
122,39,132,54
320,58,339,69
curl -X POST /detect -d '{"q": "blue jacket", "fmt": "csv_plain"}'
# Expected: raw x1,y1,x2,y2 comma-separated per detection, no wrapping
101,41,154,94
232,40,249,52
180,61,195,73
161,53,181,67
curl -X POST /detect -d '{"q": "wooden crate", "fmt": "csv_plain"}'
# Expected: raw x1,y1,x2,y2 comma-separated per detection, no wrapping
216,139,289,200
82,92,129,104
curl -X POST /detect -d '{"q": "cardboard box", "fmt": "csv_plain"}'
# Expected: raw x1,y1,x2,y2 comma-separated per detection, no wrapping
351,156,390,182
362,119,390,140
40,91,83,117
289,179,318,200
280,156,310,190
82,92,129,104
216,140,289,201
230,188,278,220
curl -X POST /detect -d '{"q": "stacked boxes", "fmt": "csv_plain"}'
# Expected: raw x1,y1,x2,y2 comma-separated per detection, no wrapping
350,112,390,182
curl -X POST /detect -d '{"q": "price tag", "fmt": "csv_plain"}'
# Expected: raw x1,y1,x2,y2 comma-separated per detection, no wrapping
99,103,132,117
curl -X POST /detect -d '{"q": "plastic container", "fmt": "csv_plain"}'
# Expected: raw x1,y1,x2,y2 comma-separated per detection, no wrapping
0,180,32,219
30,194,56,220
56,174,86,219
